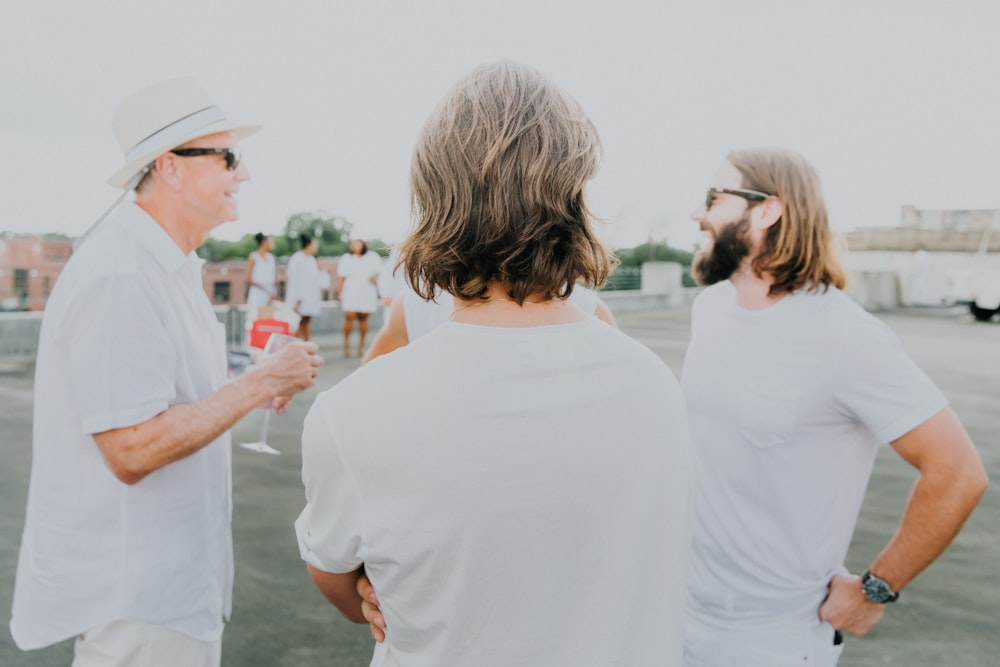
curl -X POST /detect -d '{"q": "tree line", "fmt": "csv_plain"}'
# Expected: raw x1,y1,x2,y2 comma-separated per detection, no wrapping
194,210,692,270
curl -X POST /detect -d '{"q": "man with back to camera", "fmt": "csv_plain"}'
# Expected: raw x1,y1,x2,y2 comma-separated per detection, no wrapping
295,61,696,666
680,147,988,665
10,77,323,666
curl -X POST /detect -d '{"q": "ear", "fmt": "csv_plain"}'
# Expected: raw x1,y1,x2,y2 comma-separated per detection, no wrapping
751,196,783,231
150,152,184,191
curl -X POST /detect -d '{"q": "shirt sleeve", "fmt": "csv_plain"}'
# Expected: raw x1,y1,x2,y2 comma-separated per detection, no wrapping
295,398,365,574
336,255,351,278
68,273,177,435
832,317,948,444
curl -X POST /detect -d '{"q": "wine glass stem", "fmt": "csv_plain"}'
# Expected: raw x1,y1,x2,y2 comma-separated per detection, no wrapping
257,409,272,443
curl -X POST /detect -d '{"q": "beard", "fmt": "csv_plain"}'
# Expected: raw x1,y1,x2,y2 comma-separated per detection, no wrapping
692,212,753,285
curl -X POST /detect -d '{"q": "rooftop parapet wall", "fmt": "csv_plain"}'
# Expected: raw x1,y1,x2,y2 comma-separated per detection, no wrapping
848,207,1000,252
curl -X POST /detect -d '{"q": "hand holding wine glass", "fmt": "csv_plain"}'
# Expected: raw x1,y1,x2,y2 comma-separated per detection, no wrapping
240,333,321,454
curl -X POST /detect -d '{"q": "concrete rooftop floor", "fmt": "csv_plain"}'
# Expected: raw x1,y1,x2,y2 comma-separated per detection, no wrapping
1,306,997,666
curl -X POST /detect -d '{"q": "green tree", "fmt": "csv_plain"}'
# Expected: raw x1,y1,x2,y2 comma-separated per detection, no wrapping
196,237,226,262
615,242,693,268
366,238,392,258
220,235,258,260
196,234,258,261
284,210,352,257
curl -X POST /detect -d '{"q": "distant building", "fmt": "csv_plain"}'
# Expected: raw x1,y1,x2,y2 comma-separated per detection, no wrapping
847,206,1000,253
201,257,339,306
0,235,339,311
0,237,73,311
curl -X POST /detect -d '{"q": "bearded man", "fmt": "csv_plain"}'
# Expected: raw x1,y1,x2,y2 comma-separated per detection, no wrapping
680,147,988,666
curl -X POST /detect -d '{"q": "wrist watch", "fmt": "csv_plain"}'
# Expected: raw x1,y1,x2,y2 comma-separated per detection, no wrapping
861,570,900,603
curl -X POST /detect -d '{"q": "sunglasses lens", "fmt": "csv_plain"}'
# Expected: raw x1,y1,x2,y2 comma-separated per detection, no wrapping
225,149,240,170
705,191,715,209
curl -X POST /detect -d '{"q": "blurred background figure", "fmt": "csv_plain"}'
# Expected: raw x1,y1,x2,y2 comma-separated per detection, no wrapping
336,239,381,357
286,233,325,341
246,232,276,312
376,245,405,325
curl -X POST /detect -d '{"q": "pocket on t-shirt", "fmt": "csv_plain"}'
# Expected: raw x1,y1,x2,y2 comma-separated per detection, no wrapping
738,381,800,449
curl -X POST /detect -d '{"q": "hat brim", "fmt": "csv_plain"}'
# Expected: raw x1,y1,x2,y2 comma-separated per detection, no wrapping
107,120,261,188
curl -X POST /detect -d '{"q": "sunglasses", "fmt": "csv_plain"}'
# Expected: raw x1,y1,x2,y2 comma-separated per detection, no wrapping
170,147,242,170
705,187,770,210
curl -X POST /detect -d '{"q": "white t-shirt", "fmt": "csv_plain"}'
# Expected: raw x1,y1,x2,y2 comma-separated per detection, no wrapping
296,319,696,666
11,203,232,649
681,281,947,623
286,250,324,316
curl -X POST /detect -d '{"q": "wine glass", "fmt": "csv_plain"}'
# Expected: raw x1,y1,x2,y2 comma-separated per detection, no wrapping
239,332,297,455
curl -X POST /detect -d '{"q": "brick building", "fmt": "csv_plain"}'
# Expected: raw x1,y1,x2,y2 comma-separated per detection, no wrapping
200,257,339,305
0,237,73,311
0,235,339,311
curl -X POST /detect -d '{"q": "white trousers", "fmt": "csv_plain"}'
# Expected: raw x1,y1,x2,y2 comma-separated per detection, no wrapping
683,610,844,667
72,621,222,667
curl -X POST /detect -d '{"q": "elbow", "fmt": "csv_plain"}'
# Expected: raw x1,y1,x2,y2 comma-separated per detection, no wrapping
947,460,990,509
968,466,990,502
99,448,150,485
107,459,149,486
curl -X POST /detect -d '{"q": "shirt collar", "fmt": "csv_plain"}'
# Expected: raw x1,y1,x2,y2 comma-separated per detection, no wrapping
119,202,204,274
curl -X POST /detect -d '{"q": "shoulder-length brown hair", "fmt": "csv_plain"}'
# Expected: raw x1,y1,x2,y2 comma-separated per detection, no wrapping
398,61,615,303
728,147,846,296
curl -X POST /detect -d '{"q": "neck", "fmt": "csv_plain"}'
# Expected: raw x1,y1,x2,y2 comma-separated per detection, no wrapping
729,262,783,310
136,196,208,255
451,285,587,327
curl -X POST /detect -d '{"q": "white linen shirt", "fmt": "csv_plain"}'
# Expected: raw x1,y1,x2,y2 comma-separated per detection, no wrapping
10,203,233,649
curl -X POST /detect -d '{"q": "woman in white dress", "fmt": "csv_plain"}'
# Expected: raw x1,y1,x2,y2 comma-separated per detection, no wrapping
286,234,325,341
245,232,276,313
336,239,381,357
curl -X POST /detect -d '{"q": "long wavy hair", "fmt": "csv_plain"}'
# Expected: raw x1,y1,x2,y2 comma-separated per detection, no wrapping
728,147,846,295
398,61,615,303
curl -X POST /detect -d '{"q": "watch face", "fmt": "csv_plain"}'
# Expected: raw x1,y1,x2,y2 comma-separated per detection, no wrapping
862,572,897,603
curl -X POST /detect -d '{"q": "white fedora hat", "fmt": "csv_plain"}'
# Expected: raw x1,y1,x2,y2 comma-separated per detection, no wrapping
107,76,260,188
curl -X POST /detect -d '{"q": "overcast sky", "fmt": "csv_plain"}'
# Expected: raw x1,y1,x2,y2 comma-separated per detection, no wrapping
3,0,999,251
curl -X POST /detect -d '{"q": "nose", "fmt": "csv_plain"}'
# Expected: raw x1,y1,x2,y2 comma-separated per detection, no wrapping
691,205,707,222
235,160,251,182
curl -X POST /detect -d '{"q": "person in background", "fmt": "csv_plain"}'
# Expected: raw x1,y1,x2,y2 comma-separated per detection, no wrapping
286,233,325,341
246,232,276,312
294,61,696,666
680,147,988,666
10,76,323,667
335,238,381,357
375,245,405,325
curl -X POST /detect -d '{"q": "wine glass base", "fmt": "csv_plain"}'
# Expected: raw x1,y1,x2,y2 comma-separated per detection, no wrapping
239,442,281,455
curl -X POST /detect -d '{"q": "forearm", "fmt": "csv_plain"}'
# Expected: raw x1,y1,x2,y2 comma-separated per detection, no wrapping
868,463,987,590
818,470,984,638
820,408,988,636
94,369,279,484
362,297,409,364
307,564,367,624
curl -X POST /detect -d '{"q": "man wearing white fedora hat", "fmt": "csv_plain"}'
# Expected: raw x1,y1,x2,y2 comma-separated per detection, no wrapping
10,77,324,666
